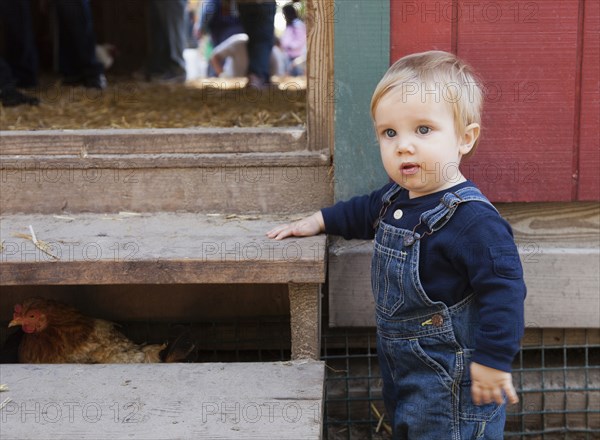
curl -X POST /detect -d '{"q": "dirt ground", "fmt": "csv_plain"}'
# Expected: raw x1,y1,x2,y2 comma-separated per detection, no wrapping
1,76,307,130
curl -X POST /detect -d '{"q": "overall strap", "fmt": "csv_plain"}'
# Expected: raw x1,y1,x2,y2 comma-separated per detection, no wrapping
420,186,498,233
382,183,404,204
373,184,405,230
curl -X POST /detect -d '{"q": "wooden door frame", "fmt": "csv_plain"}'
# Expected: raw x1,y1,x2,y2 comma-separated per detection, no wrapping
305,0,334,155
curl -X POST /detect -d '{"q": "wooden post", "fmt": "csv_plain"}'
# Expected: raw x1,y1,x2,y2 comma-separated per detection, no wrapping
289,283,321,360
306,0,334,155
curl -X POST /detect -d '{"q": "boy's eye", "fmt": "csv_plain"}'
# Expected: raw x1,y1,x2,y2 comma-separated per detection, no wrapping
417,126,431,135
384,129,396,137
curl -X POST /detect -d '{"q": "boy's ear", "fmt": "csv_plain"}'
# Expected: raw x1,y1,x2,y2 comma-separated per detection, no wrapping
459,123,480,156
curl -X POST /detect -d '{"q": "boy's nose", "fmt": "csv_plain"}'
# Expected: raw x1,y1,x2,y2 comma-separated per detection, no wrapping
395,138,415,154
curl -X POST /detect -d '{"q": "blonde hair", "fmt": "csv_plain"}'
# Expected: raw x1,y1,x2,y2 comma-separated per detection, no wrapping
371,50,484,157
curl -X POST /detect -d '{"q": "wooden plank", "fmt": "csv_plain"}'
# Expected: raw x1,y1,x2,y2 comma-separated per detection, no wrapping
0,362,325,440
0,151,329,169
0,162,331,215
0,213,326,285
521,328,600,348
306,0,334,154
333,0,390,201
496,202,599,246
577,0,600,200
327,203,600,328
0,127,307,155
328,239,375,327
289,283,321,360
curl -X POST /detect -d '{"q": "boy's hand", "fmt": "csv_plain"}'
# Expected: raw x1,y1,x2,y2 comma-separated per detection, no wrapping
470,362,519,406
266,212,325,240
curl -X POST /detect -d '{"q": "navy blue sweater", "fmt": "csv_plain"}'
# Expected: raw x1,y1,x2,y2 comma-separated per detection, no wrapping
321,180,526,372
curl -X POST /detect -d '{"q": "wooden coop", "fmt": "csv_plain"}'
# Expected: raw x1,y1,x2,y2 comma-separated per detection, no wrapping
1,1,599,439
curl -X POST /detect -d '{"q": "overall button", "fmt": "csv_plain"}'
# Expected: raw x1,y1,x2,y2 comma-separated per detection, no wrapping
431,314,444,327
393,209,403,220
403,235,415,246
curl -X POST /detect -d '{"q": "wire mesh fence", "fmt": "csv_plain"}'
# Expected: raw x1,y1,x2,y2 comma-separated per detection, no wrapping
321,327,600,440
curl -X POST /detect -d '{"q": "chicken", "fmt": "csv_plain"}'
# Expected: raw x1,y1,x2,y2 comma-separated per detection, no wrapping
8,297,194,364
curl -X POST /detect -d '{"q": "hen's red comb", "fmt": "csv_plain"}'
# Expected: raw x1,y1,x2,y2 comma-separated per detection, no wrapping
14,304,23,314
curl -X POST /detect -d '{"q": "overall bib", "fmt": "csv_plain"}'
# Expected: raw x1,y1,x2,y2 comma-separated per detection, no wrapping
372,185,506,439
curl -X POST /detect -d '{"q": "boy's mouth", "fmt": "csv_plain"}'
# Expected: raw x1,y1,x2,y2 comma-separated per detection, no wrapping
401,162,420,175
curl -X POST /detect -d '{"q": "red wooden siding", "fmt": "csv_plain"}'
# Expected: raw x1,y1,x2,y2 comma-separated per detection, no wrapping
578,0,600,200
390,0,598,202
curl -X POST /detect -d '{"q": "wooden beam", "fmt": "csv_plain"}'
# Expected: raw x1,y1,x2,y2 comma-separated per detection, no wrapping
0,160,331,215
0,127,307,155
306,0,334,154
289,283,321,360
0,151,329,169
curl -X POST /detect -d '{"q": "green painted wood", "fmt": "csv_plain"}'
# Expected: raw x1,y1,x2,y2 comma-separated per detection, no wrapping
333,0,390,201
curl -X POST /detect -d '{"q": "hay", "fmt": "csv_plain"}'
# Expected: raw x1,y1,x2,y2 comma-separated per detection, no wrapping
1,77,307,130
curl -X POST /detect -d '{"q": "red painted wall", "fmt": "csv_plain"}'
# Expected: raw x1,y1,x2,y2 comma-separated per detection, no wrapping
390,0,599,202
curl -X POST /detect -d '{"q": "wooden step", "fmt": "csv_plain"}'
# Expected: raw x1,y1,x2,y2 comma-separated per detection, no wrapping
0,213,325,359
0,361,325,440
0,127,308,154
327,203,600,328
0,128,332,215
0,212,325,285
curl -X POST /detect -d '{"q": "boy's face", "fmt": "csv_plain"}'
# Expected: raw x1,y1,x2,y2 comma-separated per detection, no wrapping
374,86,479,199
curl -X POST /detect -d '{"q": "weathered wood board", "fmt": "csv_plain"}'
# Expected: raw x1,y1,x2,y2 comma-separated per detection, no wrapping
328,203,600,328
0,151,331,216
0,128,307,155
306,0,334,155
0,361,325,439
0,213,326,285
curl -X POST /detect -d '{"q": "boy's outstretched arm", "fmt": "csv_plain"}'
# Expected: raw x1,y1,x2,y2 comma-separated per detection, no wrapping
266,211,325,240
470,362,519,406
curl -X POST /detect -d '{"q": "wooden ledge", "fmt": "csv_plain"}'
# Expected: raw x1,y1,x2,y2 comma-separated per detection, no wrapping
0,213,326,285
328,203,600,328
0,127,307,155
0,361,325,440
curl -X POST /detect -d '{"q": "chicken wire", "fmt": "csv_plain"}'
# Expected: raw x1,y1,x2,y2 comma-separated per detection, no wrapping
320,327,600,440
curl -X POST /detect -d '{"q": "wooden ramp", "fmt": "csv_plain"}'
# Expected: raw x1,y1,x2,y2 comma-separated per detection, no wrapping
0,361,325,440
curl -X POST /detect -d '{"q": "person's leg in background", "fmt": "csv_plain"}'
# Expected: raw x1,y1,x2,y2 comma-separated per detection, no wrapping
0,0,39,88
0,56,39,106
149,0,186,82
55,0,106,89
237,1,276,88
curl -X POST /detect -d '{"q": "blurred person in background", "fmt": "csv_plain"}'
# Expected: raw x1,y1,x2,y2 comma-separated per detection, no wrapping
235,0,276,89
0,0,106,89
195,0,244,77
209,32,285,78
144,0,187,83
280,2,305,76
0,56,39,106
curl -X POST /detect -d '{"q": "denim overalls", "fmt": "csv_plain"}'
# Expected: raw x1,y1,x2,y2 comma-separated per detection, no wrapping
372,185,506,439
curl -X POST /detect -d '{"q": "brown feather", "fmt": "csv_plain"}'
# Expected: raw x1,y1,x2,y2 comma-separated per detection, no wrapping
15,298,168,364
